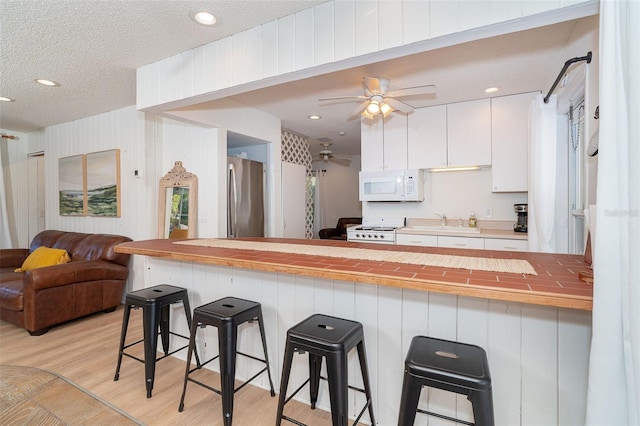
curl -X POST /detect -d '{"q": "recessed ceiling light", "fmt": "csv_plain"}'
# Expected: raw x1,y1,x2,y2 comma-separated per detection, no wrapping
0,96,14,102
35,79,59,87
484,86,500,93
308,115,321,120
338,131,345,136
190,10,217,26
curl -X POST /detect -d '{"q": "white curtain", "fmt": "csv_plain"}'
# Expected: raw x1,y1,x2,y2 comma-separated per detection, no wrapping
586,0,640,424
0,144,15,248
528,94,558,252
312,171,326,238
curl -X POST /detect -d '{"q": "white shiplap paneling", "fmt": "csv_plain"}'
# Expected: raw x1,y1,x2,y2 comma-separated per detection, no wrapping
141,257,592,426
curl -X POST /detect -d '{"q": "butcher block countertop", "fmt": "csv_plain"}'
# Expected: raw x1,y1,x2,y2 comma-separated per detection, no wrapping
115,238,593,311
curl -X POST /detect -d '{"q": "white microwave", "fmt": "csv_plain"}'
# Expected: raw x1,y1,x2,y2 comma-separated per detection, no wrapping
359,169,424,202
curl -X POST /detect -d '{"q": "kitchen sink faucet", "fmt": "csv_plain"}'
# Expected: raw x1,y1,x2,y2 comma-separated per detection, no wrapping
436,213,447,226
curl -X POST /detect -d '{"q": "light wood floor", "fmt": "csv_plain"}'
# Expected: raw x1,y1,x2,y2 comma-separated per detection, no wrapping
0,306,340,425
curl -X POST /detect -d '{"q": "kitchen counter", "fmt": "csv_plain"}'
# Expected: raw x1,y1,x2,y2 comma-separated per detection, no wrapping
115,238,591,310
396,226,528,239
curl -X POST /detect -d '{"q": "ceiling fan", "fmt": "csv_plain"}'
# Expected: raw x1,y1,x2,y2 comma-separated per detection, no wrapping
317,143,352,167
319,77,436,119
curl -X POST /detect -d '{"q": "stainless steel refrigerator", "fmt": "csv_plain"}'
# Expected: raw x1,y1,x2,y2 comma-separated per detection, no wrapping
227,157,265,238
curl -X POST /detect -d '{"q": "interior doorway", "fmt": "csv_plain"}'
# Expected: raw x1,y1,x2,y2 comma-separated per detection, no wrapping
28,152,45,242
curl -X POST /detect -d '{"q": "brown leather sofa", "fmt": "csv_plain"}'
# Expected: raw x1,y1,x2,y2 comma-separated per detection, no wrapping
0,230,132,335
318,217,362,240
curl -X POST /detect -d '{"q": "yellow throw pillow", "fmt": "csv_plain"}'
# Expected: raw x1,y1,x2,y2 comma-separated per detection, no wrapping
14,246,71,272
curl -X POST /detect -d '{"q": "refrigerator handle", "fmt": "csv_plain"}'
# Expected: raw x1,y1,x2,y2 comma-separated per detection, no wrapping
228,163,238,238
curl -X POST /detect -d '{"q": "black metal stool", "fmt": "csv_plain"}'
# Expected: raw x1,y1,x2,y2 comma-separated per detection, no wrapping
178,297,275,426
398,336,494,426
276,313,376,426
114,284,198,398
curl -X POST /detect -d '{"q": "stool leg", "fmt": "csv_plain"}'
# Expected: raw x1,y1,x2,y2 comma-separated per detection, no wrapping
325,351,349,426
397,372,421,426
181,294,201,367
469,389,495,426
309,353,323,409
357,341,376,425
257,310,275,396
114,304,132,381
276,340,295,426
160,304,170,355
178,317,200,412
218,322,238,426
143,304,160,398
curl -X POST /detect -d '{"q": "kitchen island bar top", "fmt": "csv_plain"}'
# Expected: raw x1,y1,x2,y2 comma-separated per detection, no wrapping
115,238,592,311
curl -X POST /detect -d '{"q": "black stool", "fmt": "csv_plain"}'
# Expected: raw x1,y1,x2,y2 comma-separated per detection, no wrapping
276,314,376,426
178,297,275,426
398,336,494,426
114,284,199,398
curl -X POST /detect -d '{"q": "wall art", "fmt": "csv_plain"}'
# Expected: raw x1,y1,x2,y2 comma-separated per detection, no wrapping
58,154,86,216
86,149,121,217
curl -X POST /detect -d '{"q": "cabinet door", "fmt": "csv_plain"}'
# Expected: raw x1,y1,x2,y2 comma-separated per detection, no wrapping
383,113,408,169
484,238,528,252
437,236,485,249
447,99,491,167
360,117,384,171
408,105,447,169
396,233,438,247
491,92,537,192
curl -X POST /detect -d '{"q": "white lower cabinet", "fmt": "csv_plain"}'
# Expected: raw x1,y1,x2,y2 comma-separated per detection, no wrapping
437,236,485,249
484,238,529,252
396,233,528,251
396,234,438,247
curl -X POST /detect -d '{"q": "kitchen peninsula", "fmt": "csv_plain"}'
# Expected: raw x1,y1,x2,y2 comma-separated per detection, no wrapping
116,238,593,425
116,238,592,310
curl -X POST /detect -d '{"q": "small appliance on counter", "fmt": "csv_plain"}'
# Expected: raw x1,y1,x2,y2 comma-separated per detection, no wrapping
514,204,528,233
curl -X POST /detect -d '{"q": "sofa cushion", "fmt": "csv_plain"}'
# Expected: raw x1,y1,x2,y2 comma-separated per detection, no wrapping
14,247,71,272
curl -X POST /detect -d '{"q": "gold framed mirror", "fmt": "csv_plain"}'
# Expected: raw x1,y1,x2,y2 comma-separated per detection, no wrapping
158,161,198,239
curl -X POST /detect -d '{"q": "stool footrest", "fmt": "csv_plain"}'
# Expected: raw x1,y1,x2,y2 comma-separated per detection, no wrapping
416,407,475,426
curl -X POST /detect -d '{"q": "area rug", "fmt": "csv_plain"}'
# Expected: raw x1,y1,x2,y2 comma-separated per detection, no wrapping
0,365,141,425
177,239,537,275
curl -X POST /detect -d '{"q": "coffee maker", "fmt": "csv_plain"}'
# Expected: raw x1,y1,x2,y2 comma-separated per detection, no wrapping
514,204,528,233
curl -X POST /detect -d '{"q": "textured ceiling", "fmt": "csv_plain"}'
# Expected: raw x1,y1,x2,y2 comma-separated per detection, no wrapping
1,1,597,160
0,0,327,132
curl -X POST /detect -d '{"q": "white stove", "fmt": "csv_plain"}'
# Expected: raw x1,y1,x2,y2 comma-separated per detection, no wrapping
346,217,405,245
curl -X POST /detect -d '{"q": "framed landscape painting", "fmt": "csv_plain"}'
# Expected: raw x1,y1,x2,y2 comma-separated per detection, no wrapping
58,154,86,216
86,149,121,217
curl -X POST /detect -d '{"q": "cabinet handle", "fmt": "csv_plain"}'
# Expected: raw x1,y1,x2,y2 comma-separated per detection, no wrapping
504,246,518,250
454,243,467,247
410,240,422,244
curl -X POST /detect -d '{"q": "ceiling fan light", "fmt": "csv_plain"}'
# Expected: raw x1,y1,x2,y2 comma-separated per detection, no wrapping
366,100,381,115
380,102,393,117
361,109,375,120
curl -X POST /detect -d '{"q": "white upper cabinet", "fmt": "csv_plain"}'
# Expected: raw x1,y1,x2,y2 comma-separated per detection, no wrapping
447,99,492,167
408,105,447,169
383,113,408,169
491,92,537,192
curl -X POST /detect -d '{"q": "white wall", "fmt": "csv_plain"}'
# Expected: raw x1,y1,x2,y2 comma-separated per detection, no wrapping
312,156,362,232
363,168,527,223
136,0,597,113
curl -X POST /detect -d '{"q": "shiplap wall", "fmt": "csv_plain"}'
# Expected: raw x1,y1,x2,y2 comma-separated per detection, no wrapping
148,257,591,426
137,0,594,111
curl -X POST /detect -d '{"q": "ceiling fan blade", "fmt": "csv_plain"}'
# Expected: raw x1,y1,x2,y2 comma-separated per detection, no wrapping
352,100,370,116
319,95,367,102
385,97,414,114
387,84,436,98
330,157,352,167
